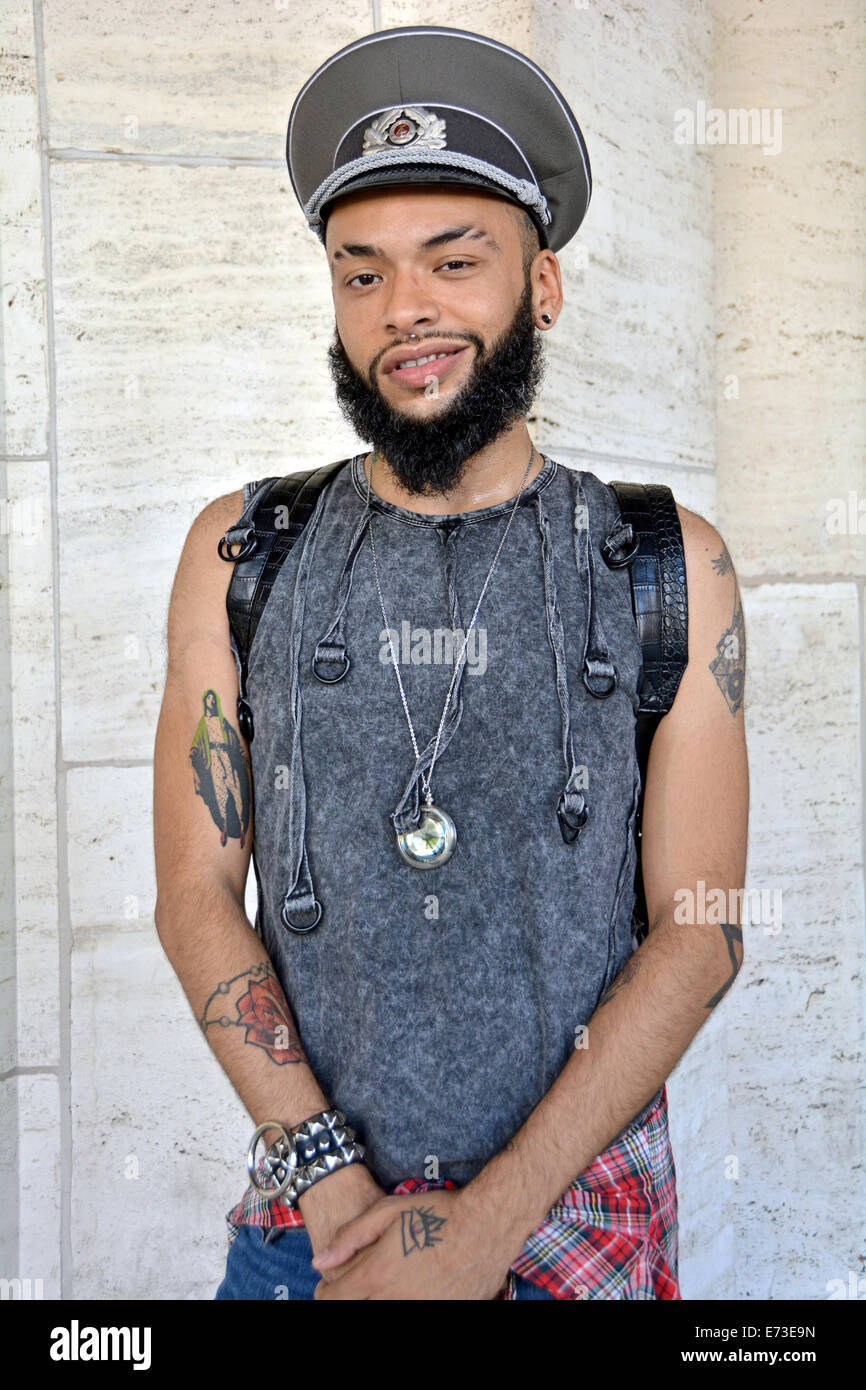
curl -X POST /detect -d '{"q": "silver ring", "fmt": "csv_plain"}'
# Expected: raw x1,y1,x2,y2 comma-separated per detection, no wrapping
247,1120,294,1199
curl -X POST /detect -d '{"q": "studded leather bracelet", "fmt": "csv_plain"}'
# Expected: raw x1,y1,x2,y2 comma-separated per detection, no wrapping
246,1108,367,1206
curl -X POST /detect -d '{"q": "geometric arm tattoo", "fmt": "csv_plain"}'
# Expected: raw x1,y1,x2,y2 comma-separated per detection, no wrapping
200,961,307,1065
704,922,743,1009
597,952,642,1007
708,547,746,716
596,921,742,1011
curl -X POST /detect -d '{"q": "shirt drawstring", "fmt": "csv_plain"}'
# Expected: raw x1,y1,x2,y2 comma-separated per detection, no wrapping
279,488,335,933
534,470,619,845
571,473,620,699
308,506,372,683
280,466,631,930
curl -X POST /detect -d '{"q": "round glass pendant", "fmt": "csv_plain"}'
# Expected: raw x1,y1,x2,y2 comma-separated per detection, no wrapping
396,804,457,869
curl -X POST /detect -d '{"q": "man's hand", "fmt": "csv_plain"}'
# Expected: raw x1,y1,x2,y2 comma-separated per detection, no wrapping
309,1189,514,1300
298,1164,389,1284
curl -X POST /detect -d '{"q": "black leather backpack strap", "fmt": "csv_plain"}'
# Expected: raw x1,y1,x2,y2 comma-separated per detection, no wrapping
606,481,688,943
217,457,351,741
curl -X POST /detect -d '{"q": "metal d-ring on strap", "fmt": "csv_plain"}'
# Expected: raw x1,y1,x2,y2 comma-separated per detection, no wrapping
217,480,272,562
282,898,322,933
310,646,351,683
310,503,372,684
217,532,258,562
572,474,619,700
601,519,639,568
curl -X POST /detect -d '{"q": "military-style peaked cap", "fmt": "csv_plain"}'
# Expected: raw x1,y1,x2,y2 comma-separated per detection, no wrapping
286,25,592,253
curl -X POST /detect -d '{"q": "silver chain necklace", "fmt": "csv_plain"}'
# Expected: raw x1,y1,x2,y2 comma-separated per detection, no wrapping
365,440,537,869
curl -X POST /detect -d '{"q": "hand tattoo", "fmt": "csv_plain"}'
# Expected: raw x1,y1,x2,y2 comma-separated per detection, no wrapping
400,1205,447,1257
705,922,743,1009
200,961,307,1064
189,688,251,847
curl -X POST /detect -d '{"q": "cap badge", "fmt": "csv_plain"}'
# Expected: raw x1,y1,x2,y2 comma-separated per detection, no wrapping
362,105,447,155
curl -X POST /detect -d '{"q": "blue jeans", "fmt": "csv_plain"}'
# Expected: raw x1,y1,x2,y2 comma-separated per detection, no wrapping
215,1224,556,1300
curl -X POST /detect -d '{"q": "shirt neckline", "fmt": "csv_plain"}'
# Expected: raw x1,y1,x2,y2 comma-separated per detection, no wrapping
350,449,557,526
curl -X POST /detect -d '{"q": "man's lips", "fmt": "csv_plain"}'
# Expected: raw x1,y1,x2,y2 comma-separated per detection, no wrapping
383,346,469,388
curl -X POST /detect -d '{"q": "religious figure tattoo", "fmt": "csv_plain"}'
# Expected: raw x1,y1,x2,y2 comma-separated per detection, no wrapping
200,961,307,1064
400,1205,447,1256
190,688,251,847
705,922,743,1010
598,952,642,1007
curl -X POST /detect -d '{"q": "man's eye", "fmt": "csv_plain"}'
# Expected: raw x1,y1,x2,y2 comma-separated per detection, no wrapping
346,260,474,288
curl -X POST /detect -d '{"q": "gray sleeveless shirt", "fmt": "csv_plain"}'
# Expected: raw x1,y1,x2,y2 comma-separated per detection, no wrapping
232,452,661,1189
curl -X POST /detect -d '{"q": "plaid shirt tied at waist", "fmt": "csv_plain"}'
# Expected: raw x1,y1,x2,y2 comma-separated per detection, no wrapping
225,1083,680,1300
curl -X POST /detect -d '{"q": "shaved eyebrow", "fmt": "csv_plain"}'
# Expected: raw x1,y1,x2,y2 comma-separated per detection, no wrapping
330,225,501,268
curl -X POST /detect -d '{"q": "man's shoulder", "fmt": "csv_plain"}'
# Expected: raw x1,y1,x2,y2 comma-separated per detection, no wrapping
674,500,724,552
188,488,247,539
672,503,742,661
673,502,738,585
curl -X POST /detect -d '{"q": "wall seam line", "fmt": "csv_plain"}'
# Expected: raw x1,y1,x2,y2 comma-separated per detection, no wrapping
31,0,71,1301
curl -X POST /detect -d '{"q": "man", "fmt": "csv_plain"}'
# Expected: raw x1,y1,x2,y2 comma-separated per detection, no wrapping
153,26,748,1301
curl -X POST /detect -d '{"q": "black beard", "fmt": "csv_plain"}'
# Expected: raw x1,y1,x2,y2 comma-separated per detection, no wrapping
325,276,546,498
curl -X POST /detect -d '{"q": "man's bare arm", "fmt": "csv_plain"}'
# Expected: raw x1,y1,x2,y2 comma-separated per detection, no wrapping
153,493,383,1254
455,504,750,1253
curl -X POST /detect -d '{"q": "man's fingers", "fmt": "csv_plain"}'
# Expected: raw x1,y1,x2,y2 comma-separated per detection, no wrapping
318,1247,368,1283
311,1198,399,1269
